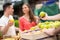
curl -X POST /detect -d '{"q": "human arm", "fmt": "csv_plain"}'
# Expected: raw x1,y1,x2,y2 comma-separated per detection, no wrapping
47,14,60,20
41,14,60,20
53,27,60,35
35,16,40,24
1,21,13,35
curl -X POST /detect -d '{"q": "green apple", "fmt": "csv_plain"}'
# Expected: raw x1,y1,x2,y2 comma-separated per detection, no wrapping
40,23,45,29
53,23,60,28
37,23,42,28
44,21,50,24
39,11,46,18
44,25,49,29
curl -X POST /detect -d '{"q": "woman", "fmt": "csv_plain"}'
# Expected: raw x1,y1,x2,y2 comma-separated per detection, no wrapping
19,4,39,31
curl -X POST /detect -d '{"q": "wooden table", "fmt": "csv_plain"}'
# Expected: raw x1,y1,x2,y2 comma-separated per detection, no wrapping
20,31,57,40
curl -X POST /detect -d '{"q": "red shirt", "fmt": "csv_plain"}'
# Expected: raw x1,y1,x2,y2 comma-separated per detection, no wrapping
19,16,36,31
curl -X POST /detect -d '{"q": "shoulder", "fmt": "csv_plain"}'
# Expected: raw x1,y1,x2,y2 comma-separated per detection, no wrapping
0,16,6,26
0,15,8,22
19,16,24,21
0,16,5,21
19,16,24,20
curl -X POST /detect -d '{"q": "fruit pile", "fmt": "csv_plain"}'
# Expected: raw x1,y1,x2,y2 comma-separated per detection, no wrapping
23,21,60,32
37,21,60,29
23,21,60,35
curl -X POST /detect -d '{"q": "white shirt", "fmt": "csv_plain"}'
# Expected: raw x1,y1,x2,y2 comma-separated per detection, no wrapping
0,15,16,36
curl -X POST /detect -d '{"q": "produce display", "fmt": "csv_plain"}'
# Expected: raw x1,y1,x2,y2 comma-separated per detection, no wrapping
2,21,60,40
22,21,60,35
2,17,60,40
37,21,60,29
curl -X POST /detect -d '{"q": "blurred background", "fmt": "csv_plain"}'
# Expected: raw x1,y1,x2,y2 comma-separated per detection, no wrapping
0,0,59,27
0,0,59,17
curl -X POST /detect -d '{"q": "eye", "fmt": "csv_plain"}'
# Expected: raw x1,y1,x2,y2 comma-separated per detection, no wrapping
24,7,26,8
23,7,26,9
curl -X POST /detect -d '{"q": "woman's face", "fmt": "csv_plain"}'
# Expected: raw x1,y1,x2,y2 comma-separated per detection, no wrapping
22,4,29,14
